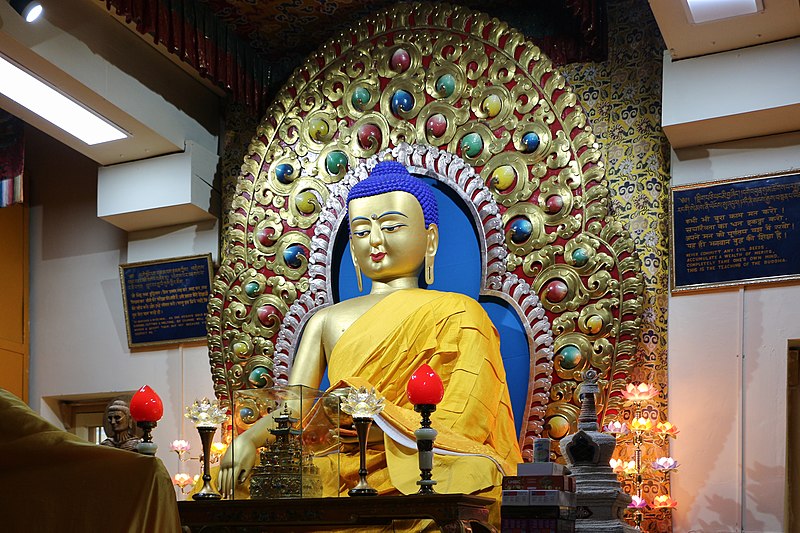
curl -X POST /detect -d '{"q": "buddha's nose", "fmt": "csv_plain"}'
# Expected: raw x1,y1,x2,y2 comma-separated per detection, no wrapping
369,225,383,247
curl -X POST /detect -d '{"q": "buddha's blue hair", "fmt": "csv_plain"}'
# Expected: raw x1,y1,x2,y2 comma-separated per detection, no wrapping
346,160,439,228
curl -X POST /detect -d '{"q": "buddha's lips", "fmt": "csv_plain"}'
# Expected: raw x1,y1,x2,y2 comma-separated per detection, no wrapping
370,252,386,262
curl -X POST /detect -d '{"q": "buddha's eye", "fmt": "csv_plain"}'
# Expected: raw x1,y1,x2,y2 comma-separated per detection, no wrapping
381,224,407,233
352,229,370,238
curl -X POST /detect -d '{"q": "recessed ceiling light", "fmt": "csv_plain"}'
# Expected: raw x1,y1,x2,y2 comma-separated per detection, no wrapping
0,55,128,145
9,0,43,23
685,0,763,24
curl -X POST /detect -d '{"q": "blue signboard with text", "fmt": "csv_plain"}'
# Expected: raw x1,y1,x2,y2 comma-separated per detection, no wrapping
120,254,213,348
672,172,800,291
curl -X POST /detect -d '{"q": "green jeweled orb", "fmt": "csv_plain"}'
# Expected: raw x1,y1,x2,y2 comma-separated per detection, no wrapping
325,151,348,175
351,87,371,111
244,281,260,298
460,132,483,158
559,344,583,370
436,73,456,97
482,94,502,118
572,247,589,267
490,165,516,191
248,366,269,387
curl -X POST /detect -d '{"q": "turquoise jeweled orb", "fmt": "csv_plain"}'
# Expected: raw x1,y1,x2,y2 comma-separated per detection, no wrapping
351,87,371,111
460,132,483,158
482,94,502,118
309,118,329,141
294,190,318,214
490,165,516,191
256,226,275,247
390,90,414,116
508,216,532,244
558,345,583,370
425,113,447,137
543,279,569,303
244,281,260,298
325,150,348,175
283,244,307,269
545,194,564,214
521,131,540,153
436,74,456,97
274,163,294,184
256,305,279,326
248,366,270,387
390,48,411,72
357,123,381,150
572,247,589,267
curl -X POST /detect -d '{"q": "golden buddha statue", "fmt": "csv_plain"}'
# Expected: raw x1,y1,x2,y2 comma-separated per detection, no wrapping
219,160,521,521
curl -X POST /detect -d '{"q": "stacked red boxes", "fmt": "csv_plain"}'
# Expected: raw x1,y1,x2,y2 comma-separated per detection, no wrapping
501,463,577,533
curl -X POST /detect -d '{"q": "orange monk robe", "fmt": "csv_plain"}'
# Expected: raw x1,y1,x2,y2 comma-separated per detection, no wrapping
323,288,522,508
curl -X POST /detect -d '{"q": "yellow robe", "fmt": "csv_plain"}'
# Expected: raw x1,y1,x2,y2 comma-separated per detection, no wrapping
325,288,522,509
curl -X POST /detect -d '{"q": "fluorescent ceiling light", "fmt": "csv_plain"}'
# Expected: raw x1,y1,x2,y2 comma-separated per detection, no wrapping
685,0,763,24
0,55,127,145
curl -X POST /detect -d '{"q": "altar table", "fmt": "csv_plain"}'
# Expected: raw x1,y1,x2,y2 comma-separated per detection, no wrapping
178,493,496,532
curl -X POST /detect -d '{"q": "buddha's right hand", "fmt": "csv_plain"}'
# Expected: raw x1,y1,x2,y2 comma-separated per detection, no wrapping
218,436,257,498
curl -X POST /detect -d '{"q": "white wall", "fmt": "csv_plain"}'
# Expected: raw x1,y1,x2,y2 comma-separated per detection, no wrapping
26,126,218,492
669,132,800,532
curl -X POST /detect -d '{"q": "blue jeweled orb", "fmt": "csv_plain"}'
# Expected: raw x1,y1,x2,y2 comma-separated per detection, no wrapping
283,244,307,269
274,163,294,184
239,406,256,423
248,366,270,387
508,216,532,244
390,90,414,116
521,132,541,153
559,345,583,369
325,150,348,176
351,87,371,111
244,281,260,298
436,74,456,97
572,247,589,267
460,132,483,158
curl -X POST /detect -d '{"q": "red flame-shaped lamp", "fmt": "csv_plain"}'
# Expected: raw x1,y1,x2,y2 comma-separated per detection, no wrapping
407,364,444,494
129,385,164,456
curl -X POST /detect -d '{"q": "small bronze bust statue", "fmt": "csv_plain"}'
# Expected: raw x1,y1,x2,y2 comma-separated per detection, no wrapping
100,399,141,452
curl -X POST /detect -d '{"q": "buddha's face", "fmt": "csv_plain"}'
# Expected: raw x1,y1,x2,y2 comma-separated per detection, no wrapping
348,191,437,283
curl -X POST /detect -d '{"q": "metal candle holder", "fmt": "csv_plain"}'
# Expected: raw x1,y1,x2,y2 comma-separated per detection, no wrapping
185,398,228,500
340,387,384,497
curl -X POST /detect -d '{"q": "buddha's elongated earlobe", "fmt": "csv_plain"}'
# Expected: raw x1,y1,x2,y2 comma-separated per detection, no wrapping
350,241,363,292
425,256,434,285
425,223,439,286
354,260,363,292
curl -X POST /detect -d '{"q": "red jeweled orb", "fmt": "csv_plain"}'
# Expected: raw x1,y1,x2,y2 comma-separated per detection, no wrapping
130,385,164,423
407,364,444,406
